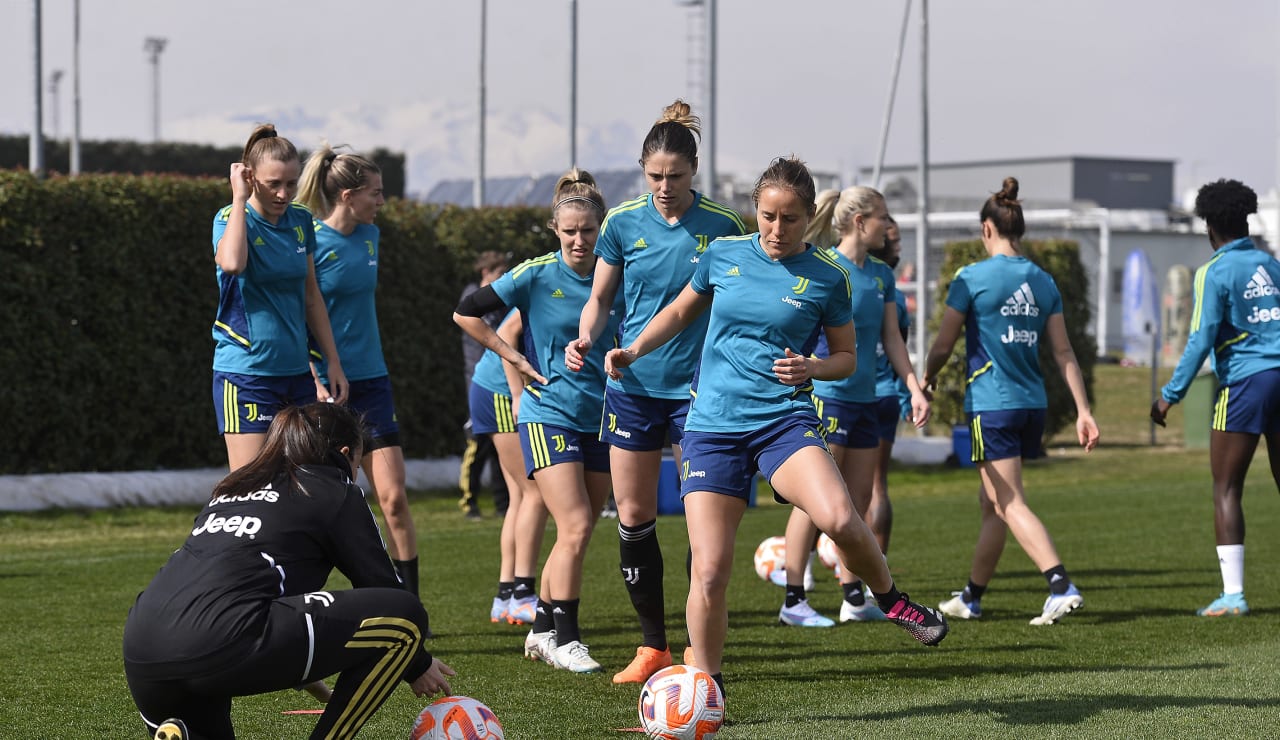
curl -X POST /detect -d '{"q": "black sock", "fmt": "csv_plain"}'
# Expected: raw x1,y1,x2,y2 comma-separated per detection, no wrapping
513,577,536,601
551,599,582,645
711,672,725,701
619,520,668,650
392,557,419,598
842,580,866,606
964,580,987,602
1043,565,1071,595
784,585,807,608
532,598,555,634
872,584,903,613
496,581,515,600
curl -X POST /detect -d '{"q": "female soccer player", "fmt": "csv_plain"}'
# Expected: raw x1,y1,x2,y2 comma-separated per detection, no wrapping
296,144,421,595
774,187,930,629
473,312,549,625
1152,178,1280,617
454,169,622,673
123,403,453,740
607,157,947,696
924,176,1099,625
212,124,347,471
566,99,746,684
868,216,913,551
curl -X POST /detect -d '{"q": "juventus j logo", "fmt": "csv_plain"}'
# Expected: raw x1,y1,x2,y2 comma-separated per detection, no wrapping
553,434,567,453
244,403,259,422
792,276,810,295
622,567,641,585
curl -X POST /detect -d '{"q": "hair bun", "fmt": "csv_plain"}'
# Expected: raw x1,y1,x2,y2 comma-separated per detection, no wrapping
998,176,1019,203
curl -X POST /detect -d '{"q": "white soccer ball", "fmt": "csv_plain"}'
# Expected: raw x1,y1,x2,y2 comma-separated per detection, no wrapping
409,696,504,740
638,664,725,740
816,534,839,570
752,535,786,582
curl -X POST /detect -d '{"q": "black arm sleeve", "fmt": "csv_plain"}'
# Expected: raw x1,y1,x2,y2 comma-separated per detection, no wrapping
455,284,508,317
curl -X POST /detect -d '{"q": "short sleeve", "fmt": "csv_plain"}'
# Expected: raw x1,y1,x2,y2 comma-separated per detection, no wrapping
945,269,972,314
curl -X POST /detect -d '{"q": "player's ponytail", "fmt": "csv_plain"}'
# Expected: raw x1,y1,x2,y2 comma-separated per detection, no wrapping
979,176,1025,240
242,123,299,169
211,403,367,500
298,142,382,218
548,167,606,230
639,99,701,171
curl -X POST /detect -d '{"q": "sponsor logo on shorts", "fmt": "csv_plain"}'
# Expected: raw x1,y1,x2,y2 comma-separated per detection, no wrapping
1244,266,1280,299
1001,325,1039,345
192,512,263,539
1001,282,1040,316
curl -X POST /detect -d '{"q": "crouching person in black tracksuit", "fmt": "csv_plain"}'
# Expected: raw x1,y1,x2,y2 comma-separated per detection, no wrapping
123,402,452,740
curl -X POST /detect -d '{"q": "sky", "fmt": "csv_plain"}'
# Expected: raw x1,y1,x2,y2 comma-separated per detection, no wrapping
2,0,1277,200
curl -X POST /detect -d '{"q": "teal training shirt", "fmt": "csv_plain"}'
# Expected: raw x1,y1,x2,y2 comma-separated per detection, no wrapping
311,221,387,382
1162,237,1280,401
211,202,316,376
686,234,854,433
595,191,746,399
945,254,1063,413
876,286,911,399
812,252,897,404
491,252,623,433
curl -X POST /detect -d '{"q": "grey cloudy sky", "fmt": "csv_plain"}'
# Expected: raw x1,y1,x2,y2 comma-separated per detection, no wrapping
2,0,1276,199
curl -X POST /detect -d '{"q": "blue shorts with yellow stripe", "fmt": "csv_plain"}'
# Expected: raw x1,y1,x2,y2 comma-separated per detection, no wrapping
814,396,880,449
1212,366,1280,435
680,413,829,503
468,381,516,436
601,386,690,451
966,408,1045,463
212,371,315,434
519,422,611,477
345,376,401,450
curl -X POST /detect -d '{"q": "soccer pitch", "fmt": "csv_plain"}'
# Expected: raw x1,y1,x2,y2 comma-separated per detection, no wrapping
2,366,1278,738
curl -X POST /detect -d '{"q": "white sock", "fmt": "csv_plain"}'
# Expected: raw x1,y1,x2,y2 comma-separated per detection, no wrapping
1216,544,1244,594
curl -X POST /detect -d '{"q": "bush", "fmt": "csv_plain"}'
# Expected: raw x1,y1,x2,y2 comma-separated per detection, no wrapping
928,239,1096,445
0,172,566,473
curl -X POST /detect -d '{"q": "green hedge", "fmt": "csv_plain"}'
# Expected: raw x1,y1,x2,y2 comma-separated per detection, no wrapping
0,171,556,474
0,135,406,199
928,239,1096,445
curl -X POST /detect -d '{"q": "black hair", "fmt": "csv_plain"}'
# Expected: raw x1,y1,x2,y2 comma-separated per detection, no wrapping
1194,179,1257,241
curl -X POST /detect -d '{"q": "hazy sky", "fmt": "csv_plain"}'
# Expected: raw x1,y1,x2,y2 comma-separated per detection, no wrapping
2,1,1277,199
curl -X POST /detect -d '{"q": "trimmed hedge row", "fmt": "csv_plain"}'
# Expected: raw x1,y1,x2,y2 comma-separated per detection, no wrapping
927,239,1097,445
0,135,406,199
0,171,553,474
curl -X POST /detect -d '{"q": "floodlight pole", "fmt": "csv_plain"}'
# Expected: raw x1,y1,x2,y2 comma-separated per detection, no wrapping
143,36,167,142
914,0,930,375
871,0,912,189
569,0,578,166
70,0,81,174
30,0,45,178
475,0,487,208
49,69,64,141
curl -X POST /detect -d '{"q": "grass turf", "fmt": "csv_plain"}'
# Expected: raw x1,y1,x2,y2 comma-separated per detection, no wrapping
2,365,1279,738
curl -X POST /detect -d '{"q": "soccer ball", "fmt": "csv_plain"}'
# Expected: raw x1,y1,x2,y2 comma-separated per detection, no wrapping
638,664,725,739
409,696,504,740
816,533,840,570
752,535,786,582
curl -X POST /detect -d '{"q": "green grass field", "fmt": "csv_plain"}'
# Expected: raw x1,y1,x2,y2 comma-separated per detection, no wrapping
2,365,1279,738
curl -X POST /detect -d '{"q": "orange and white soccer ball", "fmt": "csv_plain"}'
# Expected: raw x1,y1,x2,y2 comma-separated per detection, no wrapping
816,533,840,571
638,664,725,740
753,535,786,582
409,696,504,740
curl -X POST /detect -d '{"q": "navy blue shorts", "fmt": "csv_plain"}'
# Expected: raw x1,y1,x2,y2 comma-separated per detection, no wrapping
814,397,879,449
967,408,1046,463
212,371,314,435
1212,367,1280,435
679,414,829,502
519,422,611,476
601,386,690,450
875,395,901,443
344,376,401,450
469,381,516,435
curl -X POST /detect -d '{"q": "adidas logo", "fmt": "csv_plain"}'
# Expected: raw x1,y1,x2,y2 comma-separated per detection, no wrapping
253,237,265,246
551,289,565,298
1243,265,1280,299
633,238,649,249
726,266,740,277
1000,282,1040,316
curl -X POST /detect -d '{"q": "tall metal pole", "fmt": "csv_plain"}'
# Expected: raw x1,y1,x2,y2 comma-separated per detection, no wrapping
704,0,717,201
914,0,929,374
143,37,167,143
70,0,81,174
48,69,63,141
871,0,912,189
569,0,578,166
30,0,45,178
475,0,487,208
